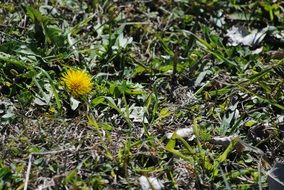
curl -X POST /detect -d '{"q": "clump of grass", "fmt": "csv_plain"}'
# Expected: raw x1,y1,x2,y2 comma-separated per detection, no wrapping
0,0,283,189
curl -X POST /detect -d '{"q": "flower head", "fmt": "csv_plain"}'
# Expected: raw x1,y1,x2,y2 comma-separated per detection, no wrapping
61,68,93,97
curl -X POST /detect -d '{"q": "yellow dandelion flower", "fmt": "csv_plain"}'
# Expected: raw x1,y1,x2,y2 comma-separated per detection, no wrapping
61,69,93,97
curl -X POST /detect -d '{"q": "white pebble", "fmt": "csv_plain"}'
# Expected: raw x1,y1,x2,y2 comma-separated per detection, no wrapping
139,176,164,190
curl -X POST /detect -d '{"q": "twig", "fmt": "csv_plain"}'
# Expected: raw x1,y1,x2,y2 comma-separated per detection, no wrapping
23,146,95,189
24,154,33,190
118,21,150,25
29,147,76,156
171,47,180,102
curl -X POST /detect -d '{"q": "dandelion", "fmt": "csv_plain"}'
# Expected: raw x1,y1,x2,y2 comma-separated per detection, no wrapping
61,68,93,97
